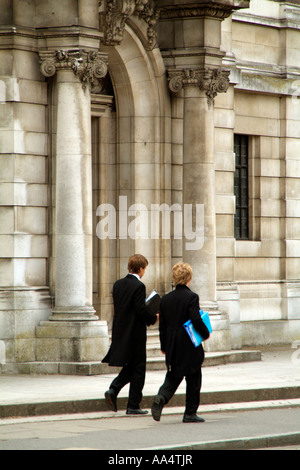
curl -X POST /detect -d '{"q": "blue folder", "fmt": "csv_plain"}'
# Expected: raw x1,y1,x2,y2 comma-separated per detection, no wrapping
183,310,212,347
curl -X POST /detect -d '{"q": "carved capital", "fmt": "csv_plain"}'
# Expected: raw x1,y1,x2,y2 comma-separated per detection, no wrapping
99,0,159,48
206,68,230,105
39,50,108,90
168,67,230,106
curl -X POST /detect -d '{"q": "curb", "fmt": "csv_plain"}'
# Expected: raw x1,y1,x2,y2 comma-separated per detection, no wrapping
142,432,300,451
1,385,300,419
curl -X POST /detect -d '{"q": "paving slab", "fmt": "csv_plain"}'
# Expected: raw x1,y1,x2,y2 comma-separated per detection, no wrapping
0,347,299,419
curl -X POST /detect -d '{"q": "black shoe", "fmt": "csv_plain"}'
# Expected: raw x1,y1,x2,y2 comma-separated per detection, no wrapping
151,395,165,422
183,413,205,423
105,389,117,412
126,408,149,415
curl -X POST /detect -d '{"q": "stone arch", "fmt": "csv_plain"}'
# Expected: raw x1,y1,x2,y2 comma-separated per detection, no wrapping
94,22,172,323
110,23,171,284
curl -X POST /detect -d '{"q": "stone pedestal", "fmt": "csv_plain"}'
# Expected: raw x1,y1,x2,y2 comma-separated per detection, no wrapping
36,320,109,363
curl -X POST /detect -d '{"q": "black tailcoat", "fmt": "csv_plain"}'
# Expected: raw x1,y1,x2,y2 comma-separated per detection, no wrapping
102,274,157,367
159,284,210,377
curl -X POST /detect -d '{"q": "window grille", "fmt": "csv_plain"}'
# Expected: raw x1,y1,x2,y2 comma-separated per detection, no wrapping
234,134,249,240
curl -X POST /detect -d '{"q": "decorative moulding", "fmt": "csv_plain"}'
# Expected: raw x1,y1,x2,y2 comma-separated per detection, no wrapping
39,49,108,90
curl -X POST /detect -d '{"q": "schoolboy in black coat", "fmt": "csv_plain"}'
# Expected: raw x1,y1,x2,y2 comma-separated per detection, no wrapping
151,262,210,423
103,254,158,414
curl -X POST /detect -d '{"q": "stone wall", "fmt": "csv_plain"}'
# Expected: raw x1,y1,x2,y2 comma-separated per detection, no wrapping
1,0,300,372
0,12,52,363
216,0,300,346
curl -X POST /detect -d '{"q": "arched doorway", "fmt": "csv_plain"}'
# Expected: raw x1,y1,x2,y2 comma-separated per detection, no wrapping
92,23,172,328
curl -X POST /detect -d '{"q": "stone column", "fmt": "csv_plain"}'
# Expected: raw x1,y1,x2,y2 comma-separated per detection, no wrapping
168,68,232,351
54,67,95,320
36,50,110,368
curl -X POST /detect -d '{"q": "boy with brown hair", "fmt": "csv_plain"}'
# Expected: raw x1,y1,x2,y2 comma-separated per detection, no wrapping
103,254,158,414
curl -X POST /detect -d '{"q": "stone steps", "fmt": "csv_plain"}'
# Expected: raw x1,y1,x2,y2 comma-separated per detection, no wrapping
0,349,261,375
0,327,262,375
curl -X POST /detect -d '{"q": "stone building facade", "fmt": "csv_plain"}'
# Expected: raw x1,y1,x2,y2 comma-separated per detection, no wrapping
0,0,300,374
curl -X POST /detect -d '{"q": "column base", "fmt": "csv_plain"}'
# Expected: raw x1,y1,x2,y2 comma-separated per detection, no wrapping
50,306,99,321
201,301,232,352
36,319,109,363
217,283,242,350
1,360,115,376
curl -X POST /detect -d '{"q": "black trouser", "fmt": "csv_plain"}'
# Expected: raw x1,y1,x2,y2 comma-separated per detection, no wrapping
158,368,202,415
110,359,146,410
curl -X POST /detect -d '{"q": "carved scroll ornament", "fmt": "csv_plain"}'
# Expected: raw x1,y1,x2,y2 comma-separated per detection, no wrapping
101,0,136,45
39,50,108,90
99,0,159,48
168,68,230,106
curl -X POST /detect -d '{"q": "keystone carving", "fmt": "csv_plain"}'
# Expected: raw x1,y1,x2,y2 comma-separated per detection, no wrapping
168,68,230,106
39,50,108,90
99,0,159,48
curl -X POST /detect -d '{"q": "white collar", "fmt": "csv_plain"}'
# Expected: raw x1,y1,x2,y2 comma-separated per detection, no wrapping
129,273,140,281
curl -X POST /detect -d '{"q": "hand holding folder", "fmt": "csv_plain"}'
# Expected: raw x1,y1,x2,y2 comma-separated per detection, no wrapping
145,290,161,316
183,310,212,347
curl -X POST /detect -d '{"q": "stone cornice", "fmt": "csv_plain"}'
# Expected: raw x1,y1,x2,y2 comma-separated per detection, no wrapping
159,5,234,20
158,1,250,20
0,25,103,53
0,26,38,52
39,49,108,90
167,67,230,105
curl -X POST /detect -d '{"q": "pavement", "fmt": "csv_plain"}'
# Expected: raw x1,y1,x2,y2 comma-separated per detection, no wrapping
0,346,300,450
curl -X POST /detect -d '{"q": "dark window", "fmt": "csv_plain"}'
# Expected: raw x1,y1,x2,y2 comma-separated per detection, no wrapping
234,135,249,240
